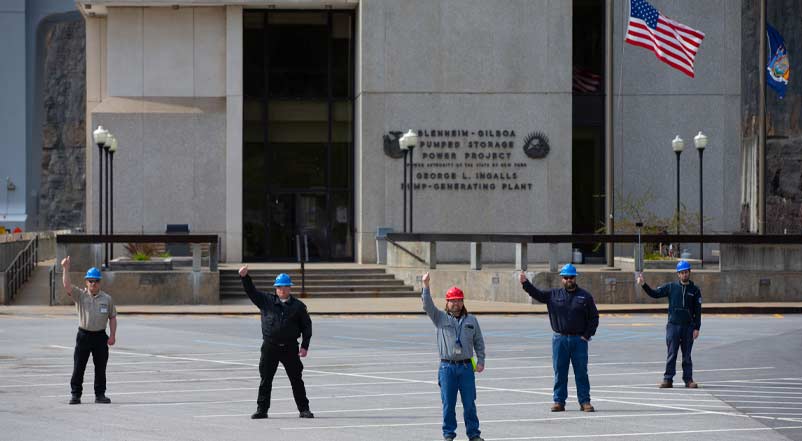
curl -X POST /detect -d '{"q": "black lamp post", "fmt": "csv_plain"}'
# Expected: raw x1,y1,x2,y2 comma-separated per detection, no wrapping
106,135,118,268
399,130,419,233
672,135,684,256
93,126,109,265
103,137,112,268
694,131,707,266
402,149,408,233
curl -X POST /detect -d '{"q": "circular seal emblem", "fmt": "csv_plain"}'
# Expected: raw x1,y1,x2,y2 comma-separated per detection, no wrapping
522,131,550,159
383,131,405,159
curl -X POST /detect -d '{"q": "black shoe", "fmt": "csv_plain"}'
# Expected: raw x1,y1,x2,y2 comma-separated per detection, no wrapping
299,409,315,418
251,411,268,419
69,395,80,405
95,395,111,404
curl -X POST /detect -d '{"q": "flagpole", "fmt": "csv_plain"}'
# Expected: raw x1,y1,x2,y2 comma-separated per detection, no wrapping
605,0,615,266
758,0,766,234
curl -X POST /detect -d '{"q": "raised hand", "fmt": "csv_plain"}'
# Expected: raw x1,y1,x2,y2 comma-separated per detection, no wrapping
61,256,71,269
519,271,527,283
238,265,248,278
636,272,644,286
422,272,430,288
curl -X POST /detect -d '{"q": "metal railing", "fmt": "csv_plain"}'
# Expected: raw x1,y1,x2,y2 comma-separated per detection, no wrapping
1,235,38,304
385,233,802,270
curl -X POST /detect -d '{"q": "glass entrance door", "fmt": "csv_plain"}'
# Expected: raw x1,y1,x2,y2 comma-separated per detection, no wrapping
242,10,354,262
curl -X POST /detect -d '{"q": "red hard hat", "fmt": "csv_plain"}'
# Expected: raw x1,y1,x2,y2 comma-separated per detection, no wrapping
445,286,464,300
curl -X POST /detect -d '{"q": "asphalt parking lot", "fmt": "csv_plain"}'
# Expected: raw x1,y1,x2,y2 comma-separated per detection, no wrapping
1,313,801,441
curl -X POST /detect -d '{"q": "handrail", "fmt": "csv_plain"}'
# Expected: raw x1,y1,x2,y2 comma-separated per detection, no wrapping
2,235,38,304
383,232,802,271
386,233,802,244
56,234,218,243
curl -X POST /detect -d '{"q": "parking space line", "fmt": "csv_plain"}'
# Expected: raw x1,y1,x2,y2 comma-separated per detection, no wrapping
279,411,707,431
460,425,802,440
195,400,552,419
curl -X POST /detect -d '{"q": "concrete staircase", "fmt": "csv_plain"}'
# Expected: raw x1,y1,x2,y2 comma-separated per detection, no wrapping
220,267,417,302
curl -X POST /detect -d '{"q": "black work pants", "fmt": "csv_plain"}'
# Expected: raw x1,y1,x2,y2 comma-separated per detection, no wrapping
70,328,109,397
257,341,309,411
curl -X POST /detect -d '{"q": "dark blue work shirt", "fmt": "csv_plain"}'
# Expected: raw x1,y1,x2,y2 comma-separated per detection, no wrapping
641,281,702,330
522,280,600,340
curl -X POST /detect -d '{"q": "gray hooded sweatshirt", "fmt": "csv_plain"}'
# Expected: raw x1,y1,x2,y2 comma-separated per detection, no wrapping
422,287,486,366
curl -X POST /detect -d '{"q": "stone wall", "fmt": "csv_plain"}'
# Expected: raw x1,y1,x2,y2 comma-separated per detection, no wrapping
741,0,802,233
39,17,85,230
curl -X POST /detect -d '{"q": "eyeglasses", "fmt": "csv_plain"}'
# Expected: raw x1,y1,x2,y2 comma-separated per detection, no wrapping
86,279,100,284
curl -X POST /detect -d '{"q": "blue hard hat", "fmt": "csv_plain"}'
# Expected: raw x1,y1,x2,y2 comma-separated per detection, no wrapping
84,267,102,280
676,260,692,272
558,263,578,277
273,273,294,287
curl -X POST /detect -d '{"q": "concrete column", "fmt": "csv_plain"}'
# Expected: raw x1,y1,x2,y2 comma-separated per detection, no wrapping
549,243,558,272
515,243,527,271
224,5,243,263
192,243,201,272
428,242,437,269
470,242,482,270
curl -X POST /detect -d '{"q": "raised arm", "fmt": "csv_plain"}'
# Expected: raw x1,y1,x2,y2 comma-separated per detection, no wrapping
61,256,77,303
519,271,550,304
636,273,668,299
421,272,447,325
239,265,267,309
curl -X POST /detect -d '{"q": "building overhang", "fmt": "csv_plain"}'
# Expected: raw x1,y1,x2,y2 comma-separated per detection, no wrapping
78,0,358,16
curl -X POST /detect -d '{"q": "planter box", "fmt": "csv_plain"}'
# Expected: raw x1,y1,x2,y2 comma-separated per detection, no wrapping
110,258,173,271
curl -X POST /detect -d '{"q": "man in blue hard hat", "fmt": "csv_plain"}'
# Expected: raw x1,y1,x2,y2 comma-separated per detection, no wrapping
60,256,117,405
637,260,702,388
519,264,599,412
239,265,314,419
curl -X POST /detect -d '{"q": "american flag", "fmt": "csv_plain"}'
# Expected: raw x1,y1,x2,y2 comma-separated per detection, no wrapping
625,0,705,78
573,67,602,93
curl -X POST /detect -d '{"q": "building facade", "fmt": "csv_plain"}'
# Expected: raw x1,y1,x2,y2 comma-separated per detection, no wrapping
76,0,744,264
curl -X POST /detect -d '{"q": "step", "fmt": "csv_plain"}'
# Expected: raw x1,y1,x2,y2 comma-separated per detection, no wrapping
221,291,420,299
220,279,406,288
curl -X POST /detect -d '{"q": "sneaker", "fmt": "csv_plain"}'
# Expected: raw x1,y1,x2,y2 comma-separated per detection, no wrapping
469,437,485,441
685,381,699,388
580,402,595,412
659,381,673,388
69,395,80,405
250,411,267,419
444,437,455,441
94,395,111,404
299,409,315,418
550,402,565,412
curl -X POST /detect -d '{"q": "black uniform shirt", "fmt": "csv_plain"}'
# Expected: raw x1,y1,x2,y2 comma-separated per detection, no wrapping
242,275,312,349
522,280,600,340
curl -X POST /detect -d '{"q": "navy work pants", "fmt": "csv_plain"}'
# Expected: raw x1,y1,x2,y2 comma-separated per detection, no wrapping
665,323,695,383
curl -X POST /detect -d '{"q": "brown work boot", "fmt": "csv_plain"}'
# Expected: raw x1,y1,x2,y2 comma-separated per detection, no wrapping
550,402,565,412
659,380,673,388
580,402,595,412
685,381,698,388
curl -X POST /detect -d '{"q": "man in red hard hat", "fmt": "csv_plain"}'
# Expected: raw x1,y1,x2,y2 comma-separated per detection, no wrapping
422,272,486,441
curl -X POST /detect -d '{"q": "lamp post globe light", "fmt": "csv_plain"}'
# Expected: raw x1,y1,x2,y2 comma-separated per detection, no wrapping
694,131,707,265
671,135,684,257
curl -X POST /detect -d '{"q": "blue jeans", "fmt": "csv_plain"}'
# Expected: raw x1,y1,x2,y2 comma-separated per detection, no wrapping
665,323,695,382
552,334,590,405
438,361,480,439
